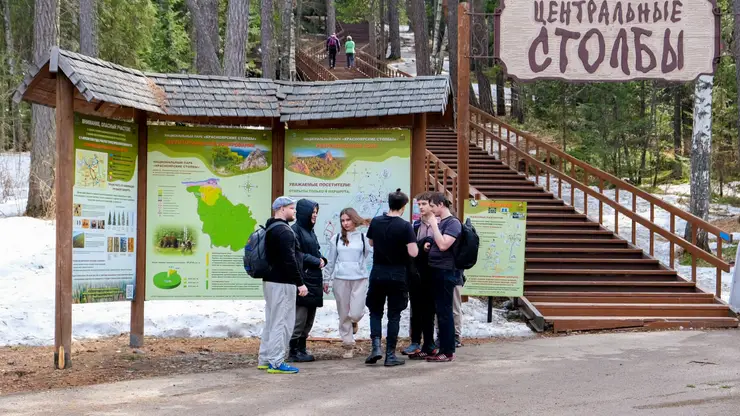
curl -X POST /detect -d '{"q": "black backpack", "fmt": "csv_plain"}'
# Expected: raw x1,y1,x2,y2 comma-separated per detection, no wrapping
243,222,290,279
453,217,480,270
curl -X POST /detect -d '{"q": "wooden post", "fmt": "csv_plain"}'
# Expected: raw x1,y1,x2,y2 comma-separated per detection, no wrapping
272,120,286,201
55,73,74,370
411,113,427,197
130,110,148,348
456,2,470,219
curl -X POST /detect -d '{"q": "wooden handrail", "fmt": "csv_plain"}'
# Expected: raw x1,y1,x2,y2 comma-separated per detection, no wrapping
424,150,486,207
296,50,337,81
469,119,732,298
471,106,731,240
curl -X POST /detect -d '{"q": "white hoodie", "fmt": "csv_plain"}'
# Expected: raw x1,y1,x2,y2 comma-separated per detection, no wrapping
323,230,372,284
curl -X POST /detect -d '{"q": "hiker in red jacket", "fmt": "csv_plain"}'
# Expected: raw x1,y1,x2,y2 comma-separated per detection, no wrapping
326,33,341,69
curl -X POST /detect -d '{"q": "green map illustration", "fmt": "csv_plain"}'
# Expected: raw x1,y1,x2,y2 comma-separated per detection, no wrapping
75,149,108,188
184,178,256,251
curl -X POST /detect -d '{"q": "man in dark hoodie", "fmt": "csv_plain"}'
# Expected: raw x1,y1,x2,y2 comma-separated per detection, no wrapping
258,196,308,374
289,199,327,362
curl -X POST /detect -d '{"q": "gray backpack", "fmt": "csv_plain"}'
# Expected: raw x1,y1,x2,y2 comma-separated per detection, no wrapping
243,222,290,279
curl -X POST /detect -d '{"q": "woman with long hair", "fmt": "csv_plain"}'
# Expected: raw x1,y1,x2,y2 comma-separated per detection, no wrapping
323,208,372,358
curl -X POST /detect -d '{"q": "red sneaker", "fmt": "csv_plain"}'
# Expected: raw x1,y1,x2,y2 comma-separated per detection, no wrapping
426,353,455,362
409,349,438,360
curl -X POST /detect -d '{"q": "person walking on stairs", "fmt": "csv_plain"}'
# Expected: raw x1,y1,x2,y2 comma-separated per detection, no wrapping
323,208,372,359
288,199,327,363
326,33,341,69
345,36,356,68
402,192,438,359
425,192,462,363
258,197,309,374
365,189,419,367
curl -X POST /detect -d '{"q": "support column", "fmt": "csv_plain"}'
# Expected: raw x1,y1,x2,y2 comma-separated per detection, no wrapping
272,120,286,201
54,73,74,369
456,2,471,219
411,113,427,197
130,110,148,348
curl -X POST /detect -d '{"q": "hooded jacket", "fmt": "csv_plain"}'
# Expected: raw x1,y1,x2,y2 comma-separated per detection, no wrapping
323,230,372,286
292,199,326,308
264,218,304,286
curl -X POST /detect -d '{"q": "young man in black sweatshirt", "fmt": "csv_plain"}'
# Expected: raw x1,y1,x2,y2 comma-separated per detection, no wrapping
257,196,309,374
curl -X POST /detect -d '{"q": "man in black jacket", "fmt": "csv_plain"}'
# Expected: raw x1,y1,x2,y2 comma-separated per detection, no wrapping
258,196,308,374
289,199,327,362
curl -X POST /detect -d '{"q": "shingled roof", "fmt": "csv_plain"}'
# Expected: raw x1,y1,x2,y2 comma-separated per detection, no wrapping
146,73,279,118
277,76,451,122
15,48,450,123
14,47,165,114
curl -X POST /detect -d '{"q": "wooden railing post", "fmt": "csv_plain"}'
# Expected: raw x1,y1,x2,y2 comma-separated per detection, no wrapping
649,202,655,256
598,178,604,224
456,1,471,218
669,213,676,268
717,237,723,298
631,193,637,245
691,226,698,282
615,188,620,233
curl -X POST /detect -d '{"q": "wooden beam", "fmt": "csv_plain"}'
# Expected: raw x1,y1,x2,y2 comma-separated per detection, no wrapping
456,2,471,219
54,73,74,370
288,114,415,129
272,119,286,201
130,110,148,348
411,113,427,197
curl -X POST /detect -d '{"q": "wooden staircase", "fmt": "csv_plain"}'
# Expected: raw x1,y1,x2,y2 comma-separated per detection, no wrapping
426,128,739,332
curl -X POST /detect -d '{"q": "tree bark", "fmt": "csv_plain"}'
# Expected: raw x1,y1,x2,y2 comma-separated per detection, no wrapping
368,0,378,59
79,0,98,57
734,0,740,160
224,0,250,77
379,0,386,58
28,0,58,218
279,0,293,80
3,0,24,151
496,67,505,116
388,0,401,59
469,82,479,107
511,80,523,123
447,0,458,99
187,0,222,75
683,75,713,252
471,0,492,114
430,0,444,73
410,0,430,75
325,0,335,35
261,0,276,78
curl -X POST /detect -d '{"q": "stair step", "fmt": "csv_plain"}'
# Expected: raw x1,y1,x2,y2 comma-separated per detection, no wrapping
546,316,739,332
526,221,601,228
484,192,555,199
524,292,717,304
534,302,732,318
526,213,589,222
526,258,661,270
526,248,645,259
526,230,616,239
524,280,697,292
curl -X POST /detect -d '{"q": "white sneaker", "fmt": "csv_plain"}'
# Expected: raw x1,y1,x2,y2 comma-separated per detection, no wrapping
342,349,354,359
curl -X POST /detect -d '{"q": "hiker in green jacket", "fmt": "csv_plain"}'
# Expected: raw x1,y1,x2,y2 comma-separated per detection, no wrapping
345,36,356,68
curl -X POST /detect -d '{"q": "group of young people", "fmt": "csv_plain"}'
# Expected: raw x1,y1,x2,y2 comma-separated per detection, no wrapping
256,189,464,374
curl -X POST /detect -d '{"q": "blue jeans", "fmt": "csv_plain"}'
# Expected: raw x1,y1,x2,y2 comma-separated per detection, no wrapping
347,53,355,68
431,268,459,355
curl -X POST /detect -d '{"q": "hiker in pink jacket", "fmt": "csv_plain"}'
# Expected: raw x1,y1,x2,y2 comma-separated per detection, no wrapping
326,33,341,69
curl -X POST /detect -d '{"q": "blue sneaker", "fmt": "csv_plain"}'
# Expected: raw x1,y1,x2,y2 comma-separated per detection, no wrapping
267,362,299,374
402,343,421,355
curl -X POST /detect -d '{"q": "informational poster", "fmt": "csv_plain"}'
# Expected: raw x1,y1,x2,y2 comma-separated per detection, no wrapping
146,126,272,300
462,200,527,297
284,129,411,262
72,115,138,303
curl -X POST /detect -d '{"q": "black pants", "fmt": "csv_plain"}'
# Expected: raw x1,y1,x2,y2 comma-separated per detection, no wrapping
328,48,337,68
431,268,458,355
291,305,317,341
409,270,436,352
366,265,408,341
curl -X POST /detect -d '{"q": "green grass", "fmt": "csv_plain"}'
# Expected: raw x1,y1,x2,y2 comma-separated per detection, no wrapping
679,244,737,267
712,194,740,206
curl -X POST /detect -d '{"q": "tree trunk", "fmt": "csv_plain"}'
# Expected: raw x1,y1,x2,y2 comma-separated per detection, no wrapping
683,75,713,252
261,0,276,78
187,0,222,75
637,81,648,185
672,85,683,177
368,0,378,59
325,0,335,35
470,0,492,114
409,0,430,75
447,0,458,99
430,0,444,73
3,0,24,151
469,82,479,107
405,0,413,32
475,68,494,115
224,0,250,77
379,0,386,58
496,68,505,116
388,0,401,59
734,0,740,160
511,80,523,123
296,0,302,47
79,0,98,57
279,0,293,80
28,0,58,218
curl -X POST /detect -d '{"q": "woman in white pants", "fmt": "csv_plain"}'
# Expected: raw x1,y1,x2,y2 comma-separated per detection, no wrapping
323,208,372,358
